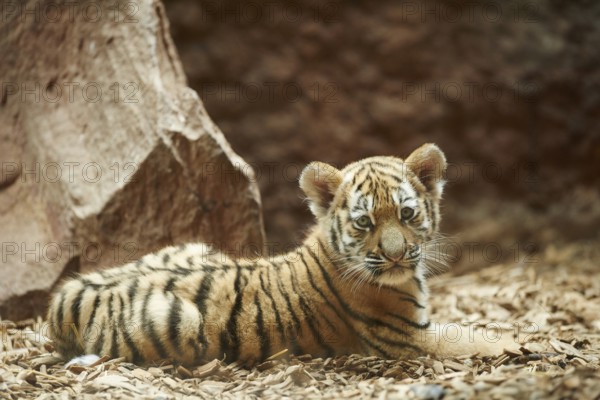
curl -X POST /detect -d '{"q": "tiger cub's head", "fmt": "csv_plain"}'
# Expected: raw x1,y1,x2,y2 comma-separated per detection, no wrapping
300,143,447,288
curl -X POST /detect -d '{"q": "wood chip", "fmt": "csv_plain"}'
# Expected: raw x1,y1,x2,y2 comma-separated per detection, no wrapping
193,359,223,379
88,355,111,368
256,360,279,372
67,364,88,374
492,354,511,367
433,360,445,375
444,360,471,372
16,369,36,385
382,366,405,379
176,365,193,379
147,367,164,377
88,374,142,394
131,368,153,381
549,339,590,361
161,376,179,390
1,244,599,398
476,375,507,384
29,354,63,369
504,347,523,357
266,349,289,361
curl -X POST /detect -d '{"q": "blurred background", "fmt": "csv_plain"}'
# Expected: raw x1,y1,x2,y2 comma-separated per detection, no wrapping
164,0,600,271
1,0,599,320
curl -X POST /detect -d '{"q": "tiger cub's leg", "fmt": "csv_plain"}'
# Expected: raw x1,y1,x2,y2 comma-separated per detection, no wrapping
416,322,521,358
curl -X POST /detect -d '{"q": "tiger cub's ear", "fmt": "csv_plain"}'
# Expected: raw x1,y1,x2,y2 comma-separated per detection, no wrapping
405,143,447,197
300,162,343,218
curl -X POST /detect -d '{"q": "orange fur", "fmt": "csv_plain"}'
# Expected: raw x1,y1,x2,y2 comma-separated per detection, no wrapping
47,144,517,366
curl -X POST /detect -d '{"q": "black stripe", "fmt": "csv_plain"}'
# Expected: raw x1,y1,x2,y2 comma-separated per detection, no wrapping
259,269,285,345
335,215,343,237
299,251,356,354
194,272,215,315
360,336,395,359
70,287,86,331
372,332,424,354
127,279,139,317
84,280,118,290
174,243,188,253
299,251,353,330
389,174,403,184
162,253,171,264
254,292,270,361
351,205,365,213
306,247,398,359
388,282,426,306
370,162,403,174
221,264,244,362
164,277,177,292
108,294,119,358
310,242,412,337
85,292,102,341
413,276,424,293
195,272,214,360
425,197,436,232
93,324,105,355
168,297,183,352
386,313,431,330
55,291,65,333
271,261,302,355
399,296,425,309
350,172,358,187
329,226,339,253
287,260,334,356
118,294,142,363
141,290,169,359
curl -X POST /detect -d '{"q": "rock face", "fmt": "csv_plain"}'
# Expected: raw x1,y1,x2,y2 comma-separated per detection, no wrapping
165,0,600,260
0,0,265,320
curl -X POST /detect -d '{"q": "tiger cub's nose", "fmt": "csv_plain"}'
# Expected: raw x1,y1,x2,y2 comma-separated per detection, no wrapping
380,235,407,261
382,245,406,262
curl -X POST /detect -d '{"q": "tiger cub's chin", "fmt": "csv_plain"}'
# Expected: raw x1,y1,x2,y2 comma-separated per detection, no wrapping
375,268,421,288
47,143,514,365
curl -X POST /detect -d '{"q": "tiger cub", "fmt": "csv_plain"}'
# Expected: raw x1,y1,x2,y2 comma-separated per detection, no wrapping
47,143,515,366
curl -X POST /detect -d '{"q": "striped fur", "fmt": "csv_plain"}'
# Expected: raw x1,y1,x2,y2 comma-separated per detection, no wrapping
46,144,513,366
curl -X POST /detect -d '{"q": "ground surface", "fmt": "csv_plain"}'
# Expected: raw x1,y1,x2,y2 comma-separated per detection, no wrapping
1,240,599,399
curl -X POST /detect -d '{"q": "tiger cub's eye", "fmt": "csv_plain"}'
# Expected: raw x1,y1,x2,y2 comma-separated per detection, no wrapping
400,207,415,220
355,215,373,229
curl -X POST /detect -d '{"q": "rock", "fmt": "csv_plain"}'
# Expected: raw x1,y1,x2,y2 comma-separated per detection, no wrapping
0,0,265,320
